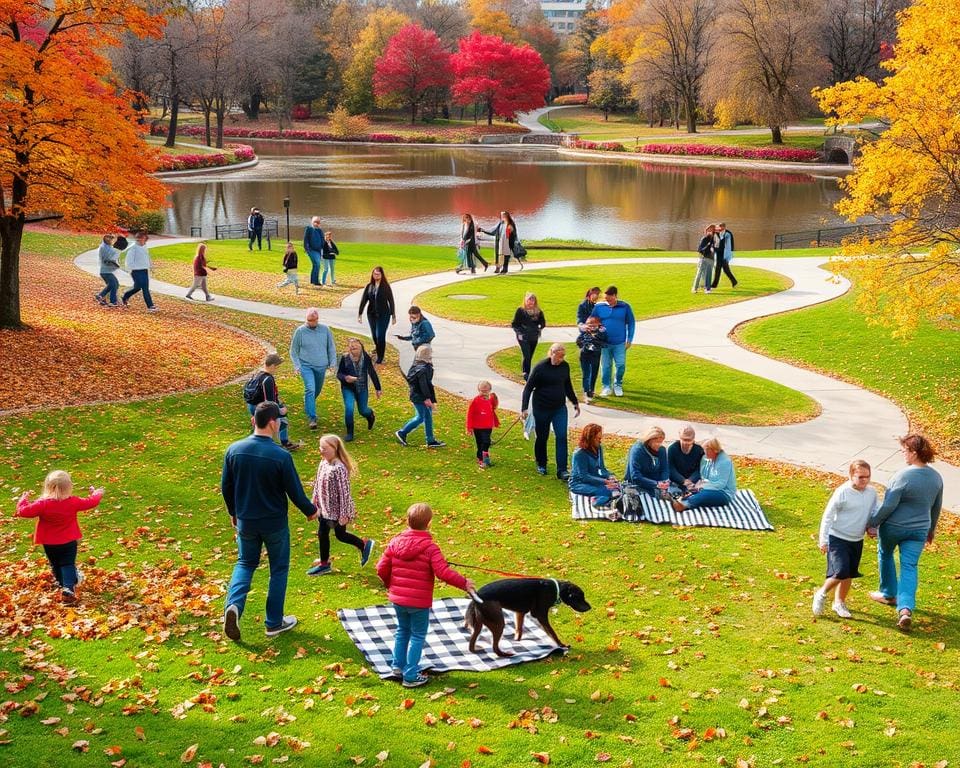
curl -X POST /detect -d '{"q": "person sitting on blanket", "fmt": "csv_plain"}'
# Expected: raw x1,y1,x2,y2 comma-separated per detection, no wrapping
624,425,670,498
667,425,705,495
671,437,737,513
569,423,620,508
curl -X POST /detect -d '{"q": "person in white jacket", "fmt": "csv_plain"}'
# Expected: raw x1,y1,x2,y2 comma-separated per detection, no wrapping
812,460,878,619
121,230,158,311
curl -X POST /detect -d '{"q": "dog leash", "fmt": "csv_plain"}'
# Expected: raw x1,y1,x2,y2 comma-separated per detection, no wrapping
447,561,535,579
489,415,522,446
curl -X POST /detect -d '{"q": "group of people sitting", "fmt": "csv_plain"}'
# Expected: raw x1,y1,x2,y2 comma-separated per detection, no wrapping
569,423,737,512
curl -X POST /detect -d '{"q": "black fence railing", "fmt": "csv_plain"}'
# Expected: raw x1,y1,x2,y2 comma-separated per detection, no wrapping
214,218,280,248
774,223,885,249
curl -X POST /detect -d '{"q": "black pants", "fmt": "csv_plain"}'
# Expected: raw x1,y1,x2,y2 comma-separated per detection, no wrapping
43,541,79,589
318,517,363,562
498,253,512,273
711,257,737,288
248,230,262,250
467,245,488,271
580,349,601,396
518,337,538,380
473,428,492,459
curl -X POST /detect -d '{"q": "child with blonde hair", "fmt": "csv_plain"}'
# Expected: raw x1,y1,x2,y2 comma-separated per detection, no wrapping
16,470,103,604
466,380,499,468
307,434,374,576
376,503,475,687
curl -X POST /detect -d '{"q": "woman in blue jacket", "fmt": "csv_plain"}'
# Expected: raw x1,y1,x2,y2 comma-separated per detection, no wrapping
625,425,670,497
569,423,620,507
671,437,737,512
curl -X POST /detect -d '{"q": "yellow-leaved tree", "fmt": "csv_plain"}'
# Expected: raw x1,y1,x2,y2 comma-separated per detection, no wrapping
815,0,960,334
340,7,410,115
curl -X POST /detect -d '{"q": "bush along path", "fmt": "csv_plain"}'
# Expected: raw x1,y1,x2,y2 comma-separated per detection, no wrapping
73,245,960,510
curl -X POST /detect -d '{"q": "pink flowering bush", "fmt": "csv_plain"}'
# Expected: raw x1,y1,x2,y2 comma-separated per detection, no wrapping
566,139,626,152
640,143,821,162
157,144,256,172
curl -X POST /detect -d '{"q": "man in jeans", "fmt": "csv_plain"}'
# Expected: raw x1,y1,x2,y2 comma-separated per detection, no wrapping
121,230,158,311
590,285,635,397
222,401,318,641
303,216,325,286
289,307,337,430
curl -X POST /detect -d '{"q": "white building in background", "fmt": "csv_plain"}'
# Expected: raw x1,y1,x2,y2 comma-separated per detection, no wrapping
541,0,590,35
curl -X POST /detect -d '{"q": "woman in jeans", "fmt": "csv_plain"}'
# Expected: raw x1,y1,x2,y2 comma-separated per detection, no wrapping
336,338,382,442
357,266,396,365
670,436,736,511
867,434,943,631
511,292,546,381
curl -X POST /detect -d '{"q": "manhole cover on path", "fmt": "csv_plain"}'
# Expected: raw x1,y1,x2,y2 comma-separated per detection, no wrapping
447,294,488,300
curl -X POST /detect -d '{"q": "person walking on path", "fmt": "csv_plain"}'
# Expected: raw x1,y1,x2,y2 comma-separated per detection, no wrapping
521,343,580,481
221,402,319,642
376,502,475,688
242,353,301,452
480,211,518,274
693,225,716,294
396,306,435,351
358,266,396,365
321,231,338,286
306,434,375,576
511,292,546,381
867,434,944,632
121,230,158,311
186,242,216,301
248,207,265,251
466,380,499,469
303,216,325,286
95,234,121,307
336,338,381,442
289,308,337,430
460,213,489,273
711,222,737,289
277,242,300,294
395,345,445,448
590,286,635,398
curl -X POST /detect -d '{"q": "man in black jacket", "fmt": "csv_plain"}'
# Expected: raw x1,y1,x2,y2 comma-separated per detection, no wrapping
521,343,580,480
711,222,738,288
248,207,265,251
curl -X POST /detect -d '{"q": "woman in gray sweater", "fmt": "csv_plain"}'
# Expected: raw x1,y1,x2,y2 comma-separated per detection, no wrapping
867,434,943,631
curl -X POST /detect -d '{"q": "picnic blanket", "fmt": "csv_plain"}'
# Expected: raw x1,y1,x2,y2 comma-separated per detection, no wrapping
338,598,565,678
571,488,774,531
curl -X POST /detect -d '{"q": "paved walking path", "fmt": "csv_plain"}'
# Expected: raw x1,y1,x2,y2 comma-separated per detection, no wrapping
74,245,959,510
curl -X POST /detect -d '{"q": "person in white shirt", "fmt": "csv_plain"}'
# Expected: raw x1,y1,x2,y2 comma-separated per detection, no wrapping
812,460,878,619
121,230,158,311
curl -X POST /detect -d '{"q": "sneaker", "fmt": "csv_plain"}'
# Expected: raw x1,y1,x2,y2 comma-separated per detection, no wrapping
265,615,298,637
185,293,195,300
583,395,592,404
705,288,712,294
394,430,408,447
811,589,827,616
121,298,130,307
426,440,446,448
477,459,486,469
366,412,376,430
482,453,491,467
204,296,215,302
343,434,354,443
147,306,160,312
94,293,107,306
897,610,912,631
536,466,547,476
868,591,896,606
281,440,300,452
306,561,332,576
308,420,318,430
613,384,624,397
75,567,84,585
556,470,570,482
832,601,852,619
360,539,376,567
223,604,241,641
390,667,403,679
523,429,530,441
62,588,78,605
402,674,430,688
599,387,612,397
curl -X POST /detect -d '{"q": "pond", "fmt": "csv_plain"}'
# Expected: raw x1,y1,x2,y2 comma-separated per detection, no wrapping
164,141,847,251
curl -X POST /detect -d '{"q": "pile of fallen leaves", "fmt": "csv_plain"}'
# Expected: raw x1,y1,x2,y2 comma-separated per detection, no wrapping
0,251,265,411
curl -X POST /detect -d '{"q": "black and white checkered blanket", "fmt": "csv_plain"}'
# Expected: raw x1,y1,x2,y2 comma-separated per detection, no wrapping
570,489,774,531
338,598,565,678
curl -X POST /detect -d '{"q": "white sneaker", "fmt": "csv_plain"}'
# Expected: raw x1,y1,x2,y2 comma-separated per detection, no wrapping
583,395,591,404
522,429,530,440
599,387,612,397
812,589,827,616
75,567,84,585
613,384,624,397
832,601,852,619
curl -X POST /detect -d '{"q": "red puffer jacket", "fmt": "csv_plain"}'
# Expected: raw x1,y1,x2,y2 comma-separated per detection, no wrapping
376,529,468,609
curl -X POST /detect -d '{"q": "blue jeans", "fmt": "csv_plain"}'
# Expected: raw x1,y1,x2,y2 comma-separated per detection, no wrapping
300,365,327,421
600,342,626,389
400,402,434,443
877,524,927,612
580,350,601,396
305,249,322,285
98,272,119,304
43,541,78,589
122,269,154,308
368,313,392,363
570,484,613,506
682,489,730,509
247,403,289,443
226,527,291,631
391,604,430,682
342,387,372,436
321,258,335,285
533,405,568,472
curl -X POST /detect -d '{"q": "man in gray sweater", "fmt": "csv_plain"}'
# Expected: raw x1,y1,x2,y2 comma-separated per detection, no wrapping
289,307,337,429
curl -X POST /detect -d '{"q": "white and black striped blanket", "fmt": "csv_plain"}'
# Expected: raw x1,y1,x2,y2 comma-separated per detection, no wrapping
570,489,774,531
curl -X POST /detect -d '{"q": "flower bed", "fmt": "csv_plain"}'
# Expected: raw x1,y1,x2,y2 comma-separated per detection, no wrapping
566,139,626,152
640,143,821,163
552,94,588,106
157,143,256,172
150,123,526,144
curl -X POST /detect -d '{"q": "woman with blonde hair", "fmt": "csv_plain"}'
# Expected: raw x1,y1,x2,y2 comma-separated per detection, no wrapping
671,436,737,512
625,425,670,497
511,291,546,381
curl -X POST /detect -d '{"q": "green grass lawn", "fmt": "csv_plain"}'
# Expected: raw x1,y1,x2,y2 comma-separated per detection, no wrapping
146,136,222,157
416,264,792,326
736,288,960,462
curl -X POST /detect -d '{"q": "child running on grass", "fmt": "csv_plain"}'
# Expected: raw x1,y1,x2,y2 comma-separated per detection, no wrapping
376,502,475,688
277,242,300,295
465,380,499,468
812,459,878,619
16,470,103,605
307,434,374,576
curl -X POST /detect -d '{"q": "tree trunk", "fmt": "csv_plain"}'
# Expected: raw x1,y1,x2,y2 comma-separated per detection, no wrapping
0,214,25,329
166,88,180,148
203,106,212,147
685,93,698,133
410,102,417,124
770,124,783,144
487,100,494,126
215,110,225,149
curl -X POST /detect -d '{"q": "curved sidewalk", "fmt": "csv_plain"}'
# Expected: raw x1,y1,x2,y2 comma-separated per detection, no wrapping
73,246,959,510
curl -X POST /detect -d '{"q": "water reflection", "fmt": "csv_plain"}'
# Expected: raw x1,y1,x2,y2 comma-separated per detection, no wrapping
165,142,845,250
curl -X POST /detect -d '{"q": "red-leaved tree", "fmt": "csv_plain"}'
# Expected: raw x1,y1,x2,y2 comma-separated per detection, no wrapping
452,31,551,125
373,23,454,124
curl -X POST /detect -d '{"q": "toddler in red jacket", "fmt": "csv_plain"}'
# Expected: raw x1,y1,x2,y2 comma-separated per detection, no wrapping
465,380,500,469
16,470,103,605
376,502,475,688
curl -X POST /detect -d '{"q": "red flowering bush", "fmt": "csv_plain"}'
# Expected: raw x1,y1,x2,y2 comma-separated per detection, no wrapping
553,93,588,106
566,139,626,152
640,143,821,162
157,144,256,172
291,104,311,120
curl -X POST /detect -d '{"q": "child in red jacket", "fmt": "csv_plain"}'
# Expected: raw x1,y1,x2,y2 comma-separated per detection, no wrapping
376,502,475,688
17,470,103,604
465,380,499,469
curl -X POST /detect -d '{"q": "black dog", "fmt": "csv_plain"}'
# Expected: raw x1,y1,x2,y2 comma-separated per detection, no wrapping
464,578,591,657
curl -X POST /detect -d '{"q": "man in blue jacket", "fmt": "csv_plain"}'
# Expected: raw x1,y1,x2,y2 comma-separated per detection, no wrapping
289,307,338,430
303,216,324,286
590,285,635,397
222,402,318,642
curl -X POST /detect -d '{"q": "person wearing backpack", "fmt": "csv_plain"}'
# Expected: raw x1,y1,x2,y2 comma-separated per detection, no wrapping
244,353,301,452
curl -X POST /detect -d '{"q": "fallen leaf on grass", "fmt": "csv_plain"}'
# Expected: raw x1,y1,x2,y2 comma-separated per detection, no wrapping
531,752,550,764
181,744,199,762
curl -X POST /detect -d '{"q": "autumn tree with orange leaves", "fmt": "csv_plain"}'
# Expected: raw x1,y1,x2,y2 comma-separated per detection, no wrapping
0,1,168,329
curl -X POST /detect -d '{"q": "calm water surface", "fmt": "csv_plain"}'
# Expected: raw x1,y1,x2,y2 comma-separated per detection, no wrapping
165,142,846,251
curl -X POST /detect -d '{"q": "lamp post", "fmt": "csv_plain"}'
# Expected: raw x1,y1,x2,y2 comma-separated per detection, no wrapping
283,197,290,242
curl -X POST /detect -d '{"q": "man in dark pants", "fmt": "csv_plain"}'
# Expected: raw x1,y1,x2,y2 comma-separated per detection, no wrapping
248,207,264,250
711,222,738,288
222,402,318,641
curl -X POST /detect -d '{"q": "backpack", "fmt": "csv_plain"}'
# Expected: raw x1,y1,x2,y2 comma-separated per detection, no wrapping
243,372,268,405
615,484,643,520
